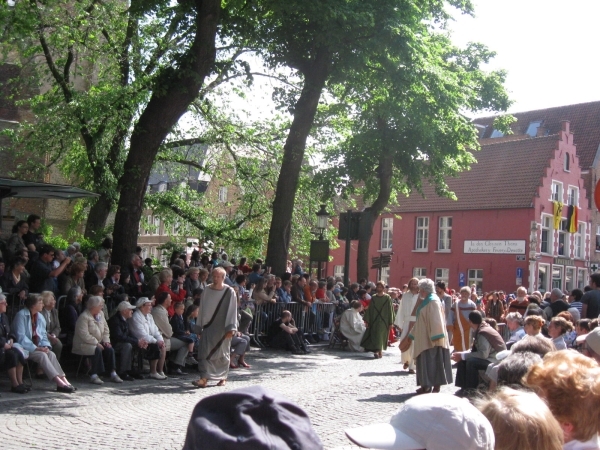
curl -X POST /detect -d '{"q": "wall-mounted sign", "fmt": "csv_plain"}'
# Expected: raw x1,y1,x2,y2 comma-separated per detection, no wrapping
516,255,526,261
463,240,526,254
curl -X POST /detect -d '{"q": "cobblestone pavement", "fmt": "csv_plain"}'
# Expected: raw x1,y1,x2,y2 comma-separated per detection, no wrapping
0,344,457,450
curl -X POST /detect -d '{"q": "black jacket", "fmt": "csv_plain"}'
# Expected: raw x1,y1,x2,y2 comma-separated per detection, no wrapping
108,313,138,346
169,314,188,340
1,271,29,297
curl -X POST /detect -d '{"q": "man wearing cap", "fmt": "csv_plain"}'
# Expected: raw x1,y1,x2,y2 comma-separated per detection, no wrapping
129,298,167,380
581,328,600,364
452,310,506,396
108,301,147,381
220,261,235,286
543,288,570,319
345,393,495,450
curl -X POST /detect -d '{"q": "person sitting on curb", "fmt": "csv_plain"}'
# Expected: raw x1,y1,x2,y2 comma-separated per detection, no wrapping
268,310,310,355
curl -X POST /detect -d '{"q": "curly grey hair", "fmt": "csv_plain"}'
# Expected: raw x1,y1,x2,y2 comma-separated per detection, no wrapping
417,278,435,294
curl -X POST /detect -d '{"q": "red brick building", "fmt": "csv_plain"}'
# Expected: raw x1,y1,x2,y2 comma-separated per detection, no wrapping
327,120,590,294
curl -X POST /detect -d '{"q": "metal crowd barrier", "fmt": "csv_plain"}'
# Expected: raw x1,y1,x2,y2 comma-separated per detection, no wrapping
249,302,336,348
497,323,511,342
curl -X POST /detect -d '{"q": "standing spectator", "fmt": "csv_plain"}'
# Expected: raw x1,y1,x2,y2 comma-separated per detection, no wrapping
435,281,452,321
183,267,201,296
568,288,584,314
543,288,570,319
61,262,87,296
142,258,154,281
1,257,29,303
6,220,28,263
23,214,44,253
73,296,122,384
395,277,419,372
97,238,112,264
360,281,394,359
447,286,477,352
129,253,149,297
484,291,505,323
191,267,237,388
85,262,108,291
12,294,75,393
107,301,146,381
452,310,506,397
508,287,529,314
409,278,452,394
29,245,71,295
504,312,526,349
581,273,600,319
547,316,573,350
246,263,263,286
237,257,251,274
129,297,167,380
0,294,28,393
39,291,62,362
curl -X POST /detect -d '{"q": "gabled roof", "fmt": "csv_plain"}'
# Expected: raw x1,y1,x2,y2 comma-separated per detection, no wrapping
473,100,600,169
391,135,558,213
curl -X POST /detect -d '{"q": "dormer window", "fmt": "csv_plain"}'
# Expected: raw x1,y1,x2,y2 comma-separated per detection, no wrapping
490,129,504,138
525,120,542,137
158,182,167,192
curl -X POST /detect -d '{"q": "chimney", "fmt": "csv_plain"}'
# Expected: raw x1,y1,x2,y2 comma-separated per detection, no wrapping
561,120,570,134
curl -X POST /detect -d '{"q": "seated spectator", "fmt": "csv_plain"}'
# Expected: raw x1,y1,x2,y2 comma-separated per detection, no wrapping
103,265,124,294
29,245,71,295
525,351,600,449
229,331,251,369
339,300,366,352
155,269,186,317
579,327,600,364
129,297,167,380
183,304,200,346
12,294,74,393
1,256,29,303
452,310,507,397
475,387,563,450
0,294,28,393
497,351,542,388
183,267,201,297
60,286,84,346
169,301,198,366
61,262,87,296
547,316,573,350
268,310,309,355
358,289,369,309
523,315,545,336
252,277,276,306
5,220,28,263
73,296,121,384
151,292,190,375
345,393,494,450
107,300,146,381
85,261,108,291
247,263,263,286
504,312,526,349
39,291,62,362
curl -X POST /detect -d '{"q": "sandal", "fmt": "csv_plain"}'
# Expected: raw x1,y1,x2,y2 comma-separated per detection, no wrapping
216,379,227,387
229,363,239,369
238,361,251,368
415,386,432,395
191,378,208,389
408,369,416,374
432,386,441,393
403,362,409,370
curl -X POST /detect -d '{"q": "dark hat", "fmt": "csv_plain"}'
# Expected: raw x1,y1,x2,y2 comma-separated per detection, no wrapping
183,386,323,450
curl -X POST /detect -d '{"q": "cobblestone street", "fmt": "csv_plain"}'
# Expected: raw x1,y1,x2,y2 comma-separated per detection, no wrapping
0,345,457,450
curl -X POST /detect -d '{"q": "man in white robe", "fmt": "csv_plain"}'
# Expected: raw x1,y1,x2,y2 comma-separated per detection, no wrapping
394,278,419,372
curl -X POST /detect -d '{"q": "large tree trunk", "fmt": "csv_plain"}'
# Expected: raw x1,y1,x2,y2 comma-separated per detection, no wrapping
265,49,331,275
111,0,221,268
84,194,113,240
356,120,394,281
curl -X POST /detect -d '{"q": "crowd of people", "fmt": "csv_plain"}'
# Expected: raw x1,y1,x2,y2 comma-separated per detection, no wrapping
1,216,600,448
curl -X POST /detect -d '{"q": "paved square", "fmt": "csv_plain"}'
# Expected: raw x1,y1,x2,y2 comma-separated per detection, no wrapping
0,346,457,449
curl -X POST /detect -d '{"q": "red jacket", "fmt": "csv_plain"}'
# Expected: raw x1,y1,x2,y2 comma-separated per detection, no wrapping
155,283,187,317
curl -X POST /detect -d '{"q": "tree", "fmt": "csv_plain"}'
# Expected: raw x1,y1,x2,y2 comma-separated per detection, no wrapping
229,0,487,274
316,31,511,280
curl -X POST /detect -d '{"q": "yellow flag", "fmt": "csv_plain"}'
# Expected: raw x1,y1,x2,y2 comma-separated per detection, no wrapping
553,201,563,230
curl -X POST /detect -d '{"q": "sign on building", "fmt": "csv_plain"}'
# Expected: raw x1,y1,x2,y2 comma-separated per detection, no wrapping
463,240,526,254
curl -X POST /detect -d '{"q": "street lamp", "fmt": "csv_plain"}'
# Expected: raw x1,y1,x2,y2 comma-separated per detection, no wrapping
316,204,330,239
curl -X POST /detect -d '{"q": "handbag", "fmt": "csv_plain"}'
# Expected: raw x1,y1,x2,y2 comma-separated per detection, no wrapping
399,298,422,352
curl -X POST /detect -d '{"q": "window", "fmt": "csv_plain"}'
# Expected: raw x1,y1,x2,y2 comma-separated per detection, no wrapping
380,218,393,250
148,247,155,258
157,182,167,193
218,186,228,203
437,217,452,251
565,267,575,293
525,120,542,137
558,219,568,256
575,223,585,259
538,264,550,293
567,186,578,207
551,181,563,202
333,265,345,279
552,265,563,290
541,215,552,254
435,268,449,285
564,152,570,171
490,129,504,138
577,268,588,290
415,217,429,250
413,268,427,279
153,216,161,235
596,225,600,252
379,267,390,286
467,269,483,293
142,247,148,259
144,215,152,235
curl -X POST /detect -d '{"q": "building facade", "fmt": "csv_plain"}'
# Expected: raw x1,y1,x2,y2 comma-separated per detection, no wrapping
327,120,591,294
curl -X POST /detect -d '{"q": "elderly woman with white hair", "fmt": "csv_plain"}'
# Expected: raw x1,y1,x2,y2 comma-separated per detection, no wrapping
408,278,452,394
73,296,122,384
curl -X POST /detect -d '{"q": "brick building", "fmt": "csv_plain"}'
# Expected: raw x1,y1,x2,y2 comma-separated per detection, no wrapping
327,119,591,294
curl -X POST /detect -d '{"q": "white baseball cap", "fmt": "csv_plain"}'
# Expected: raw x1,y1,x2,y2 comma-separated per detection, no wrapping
345,393,494,450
